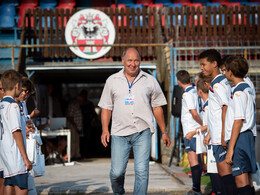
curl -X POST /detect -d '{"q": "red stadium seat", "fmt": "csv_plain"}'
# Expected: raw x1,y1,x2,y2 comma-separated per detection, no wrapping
18,1,38,27
136,0,154,6
111,4,126,26
173,0,191,3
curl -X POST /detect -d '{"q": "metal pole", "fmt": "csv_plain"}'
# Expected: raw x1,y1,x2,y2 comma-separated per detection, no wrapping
11,46,15,69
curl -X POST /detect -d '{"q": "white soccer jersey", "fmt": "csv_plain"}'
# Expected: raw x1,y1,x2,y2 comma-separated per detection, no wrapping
225,82,255,141
243,76,257,136
208,74,231,145
202,99,208,127
181,85,201,137
0,96,27,178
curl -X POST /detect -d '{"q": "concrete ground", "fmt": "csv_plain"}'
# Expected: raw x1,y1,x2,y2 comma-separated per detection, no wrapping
34,158,260,195
35,158,191,194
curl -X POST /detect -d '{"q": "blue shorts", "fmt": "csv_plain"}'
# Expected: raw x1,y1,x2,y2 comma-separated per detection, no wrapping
4,173,28,189
184,137,196,153
212,145,227,163
227,130,257,176
0,171,3,178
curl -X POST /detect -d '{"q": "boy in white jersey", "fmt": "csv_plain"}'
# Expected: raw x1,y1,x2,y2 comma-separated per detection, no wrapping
224,56,256,195
0,70,32,195
220,59,257,137
197,76,224,195
199,49,237,194
177,70,203,195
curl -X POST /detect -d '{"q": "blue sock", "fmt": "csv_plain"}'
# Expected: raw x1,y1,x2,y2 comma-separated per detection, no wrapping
221,174,237,195
238,185,252,195
191,164,202,192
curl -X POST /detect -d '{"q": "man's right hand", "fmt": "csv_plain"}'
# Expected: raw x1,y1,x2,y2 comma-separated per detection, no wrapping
101,130,110,147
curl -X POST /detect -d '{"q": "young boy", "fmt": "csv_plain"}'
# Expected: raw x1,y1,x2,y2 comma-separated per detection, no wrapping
220,57,257,138
176,70,203,195
199,49,237,194
0,70,32,195
15,78,38,195
196,76,224,195
224,56,256,195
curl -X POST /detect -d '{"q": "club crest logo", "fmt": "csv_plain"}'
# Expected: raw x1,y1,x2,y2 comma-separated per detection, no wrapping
65,9,115,59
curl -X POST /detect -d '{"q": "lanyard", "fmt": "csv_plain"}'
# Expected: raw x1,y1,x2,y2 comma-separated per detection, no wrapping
124,71,140,95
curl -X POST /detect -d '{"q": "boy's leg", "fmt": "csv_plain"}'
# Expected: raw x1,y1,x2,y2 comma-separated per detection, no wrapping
188,151,202,193
14,185,28,195
213,145,237,194
0,177,4,195
4,185,15,195
235,173,252,195
209,173,224,194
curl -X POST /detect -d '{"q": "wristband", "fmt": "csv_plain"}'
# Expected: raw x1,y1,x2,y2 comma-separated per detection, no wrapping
162,131,168,135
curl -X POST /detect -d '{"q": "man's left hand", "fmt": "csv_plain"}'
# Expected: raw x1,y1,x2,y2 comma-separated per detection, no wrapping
162,134,171,147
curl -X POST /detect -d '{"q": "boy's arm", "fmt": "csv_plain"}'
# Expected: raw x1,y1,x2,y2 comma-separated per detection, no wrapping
225,119,243,165
221,105,228,148
185,125,207,140
190,109,203,125
13,130,32,170
204,131,211,146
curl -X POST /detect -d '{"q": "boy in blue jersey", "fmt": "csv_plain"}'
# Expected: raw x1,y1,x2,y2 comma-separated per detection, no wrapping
224,56,256,195
177,70,203,195
199,49,237,194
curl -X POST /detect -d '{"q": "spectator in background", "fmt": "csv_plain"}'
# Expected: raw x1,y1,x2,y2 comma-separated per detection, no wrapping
66,94,83,160
80,89,98,159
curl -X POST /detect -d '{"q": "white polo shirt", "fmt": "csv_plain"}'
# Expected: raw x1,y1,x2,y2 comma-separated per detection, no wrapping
98,69,167,136
208,74,231,145
181,85,201,137
244,76,257,136
0,96,27,178
225,82,255,141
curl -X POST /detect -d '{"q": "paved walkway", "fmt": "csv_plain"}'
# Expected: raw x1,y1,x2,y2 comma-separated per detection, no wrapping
34,158,260,194
34,158,191,194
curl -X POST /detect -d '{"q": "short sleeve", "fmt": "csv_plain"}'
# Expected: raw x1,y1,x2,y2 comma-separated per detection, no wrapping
214,83,229,106
183,92,196,110
98,78,114,110
8,103,22,133
233,91,247,120
151,77,167,107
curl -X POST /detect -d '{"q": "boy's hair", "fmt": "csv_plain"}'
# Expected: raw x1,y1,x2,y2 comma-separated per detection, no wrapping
225,55,248,78
176,70,191,84
198,49,222,67
21,78,35,94
198,72,212,84
1,70,22,91
221,55,231,66
197,79,209,93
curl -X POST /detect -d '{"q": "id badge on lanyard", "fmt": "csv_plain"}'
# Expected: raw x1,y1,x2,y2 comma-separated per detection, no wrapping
124,71,139,105
125,95,135,105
